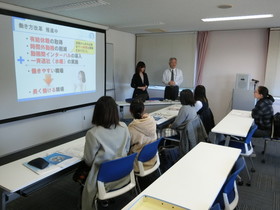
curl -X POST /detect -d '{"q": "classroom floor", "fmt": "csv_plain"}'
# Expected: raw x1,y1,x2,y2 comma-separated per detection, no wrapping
6,138,280,210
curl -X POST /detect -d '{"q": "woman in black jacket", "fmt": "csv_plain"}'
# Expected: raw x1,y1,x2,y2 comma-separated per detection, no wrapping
252,86,274,137
130,61,149,100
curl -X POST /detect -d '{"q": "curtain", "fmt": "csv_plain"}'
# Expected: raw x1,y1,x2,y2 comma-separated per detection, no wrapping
265,29,280,97
195,31,209,86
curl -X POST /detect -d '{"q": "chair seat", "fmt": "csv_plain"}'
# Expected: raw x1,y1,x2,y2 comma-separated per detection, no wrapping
219,140,252,156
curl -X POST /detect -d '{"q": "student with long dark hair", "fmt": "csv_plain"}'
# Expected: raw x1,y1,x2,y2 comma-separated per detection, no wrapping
194,85,215,134
128,100,157,172
82,96,131,210
252,86,274,137
130,61,149,100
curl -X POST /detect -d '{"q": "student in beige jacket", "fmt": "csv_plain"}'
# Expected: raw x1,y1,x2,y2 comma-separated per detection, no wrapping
128,100,157,172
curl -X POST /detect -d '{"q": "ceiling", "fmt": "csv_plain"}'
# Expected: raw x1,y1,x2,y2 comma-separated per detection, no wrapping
1,0,280,34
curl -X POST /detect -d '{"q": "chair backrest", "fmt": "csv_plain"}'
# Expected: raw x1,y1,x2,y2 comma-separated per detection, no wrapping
179,115,207,155
210,203,222,210
272,112,280,138
223,157,245,194
214,157,245,209
244,124,258,144
97,153,137,183
138,138,162,163
198,107,215,134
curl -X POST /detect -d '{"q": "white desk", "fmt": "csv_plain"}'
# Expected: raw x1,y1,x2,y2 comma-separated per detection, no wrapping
149,104,181,126
211,109,254,144
0,137,85,210
123,142,241,210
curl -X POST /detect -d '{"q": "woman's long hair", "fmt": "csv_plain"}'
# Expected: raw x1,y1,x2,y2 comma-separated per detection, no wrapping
135,61,146,74
194,85,208,103
92,96,119,128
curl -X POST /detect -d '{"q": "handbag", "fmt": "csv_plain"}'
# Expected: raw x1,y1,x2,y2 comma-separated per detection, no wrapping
72,161,91,185
158,145,180,174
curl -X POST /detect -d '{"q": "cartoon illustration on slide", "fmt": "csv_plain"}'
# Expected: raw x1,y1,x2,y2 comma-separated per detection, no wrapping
74,70,86,92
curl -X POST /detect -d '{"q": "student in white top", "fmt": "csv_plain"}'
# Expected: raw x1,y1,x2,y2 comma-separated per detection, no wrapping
162,57,183,100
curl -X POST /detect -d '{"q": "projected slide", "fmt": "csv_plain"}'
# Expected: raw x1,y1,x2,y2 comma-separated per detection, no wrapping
12,17,96,101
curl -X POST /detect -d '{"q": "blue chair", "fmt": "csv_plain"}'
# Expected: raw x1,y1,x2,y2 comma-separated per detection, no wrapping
125,98,133,103
135,138,163,192
213,157,245,210
95,153,137,209
219,124,258,186
210,203,222,210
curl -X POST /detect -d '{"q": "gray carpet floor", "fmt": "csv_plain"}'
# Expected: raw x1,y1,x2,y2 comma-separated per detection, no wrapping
237,138,280,210
6,138,280,210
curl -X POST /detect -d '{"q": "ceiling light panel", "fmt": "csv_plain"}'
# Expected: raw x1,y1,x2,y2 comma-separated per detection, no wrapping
44,0,110,11
202,14,273,22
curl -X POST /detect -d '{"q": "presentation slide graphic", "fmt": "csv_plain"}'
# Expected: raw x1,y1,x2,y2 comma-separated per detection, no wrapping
12,17,97,101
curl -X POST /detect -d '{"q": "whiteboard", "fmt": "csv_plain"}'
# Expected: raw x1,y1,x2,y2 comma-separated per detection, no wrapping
136,32,197,88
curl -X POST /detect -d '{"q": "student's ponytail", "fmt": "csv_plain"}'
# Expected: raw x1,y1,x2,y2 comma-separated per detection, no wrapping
258,86,275,102
130,100,144,119
267,94,275,102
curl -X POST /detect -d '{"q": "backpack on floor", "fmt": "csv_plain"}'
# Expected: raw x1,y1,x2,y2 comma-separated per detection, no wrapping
272,112,280,138
158,145,180,174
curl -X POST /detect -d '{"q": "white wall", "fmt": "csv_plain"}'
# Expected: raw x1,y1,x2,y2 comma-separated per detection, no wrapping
0,106,94,157
106,29,136,101
201,29,268,122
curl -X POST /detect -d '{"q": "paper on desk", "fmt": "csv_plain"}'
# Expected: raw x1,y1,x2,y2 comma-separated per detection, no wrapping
58,146,84,158
43,153,72,165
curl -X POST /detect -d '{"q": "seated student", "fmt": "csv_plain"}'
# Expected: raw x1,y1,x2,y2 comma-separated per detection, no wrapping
170,89,207,154
194,85,215,134
82,96,131,210
170,89,197,129
128,100,157,172
160,89,198,138
252,86,274,137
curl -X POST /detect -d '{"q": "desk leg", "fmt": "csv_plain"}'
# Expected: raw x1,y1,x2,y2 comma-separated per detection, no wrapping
1,191,7,210
210,133,226,144
0,190,20,210
120,106,124,119
225,135,231,146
